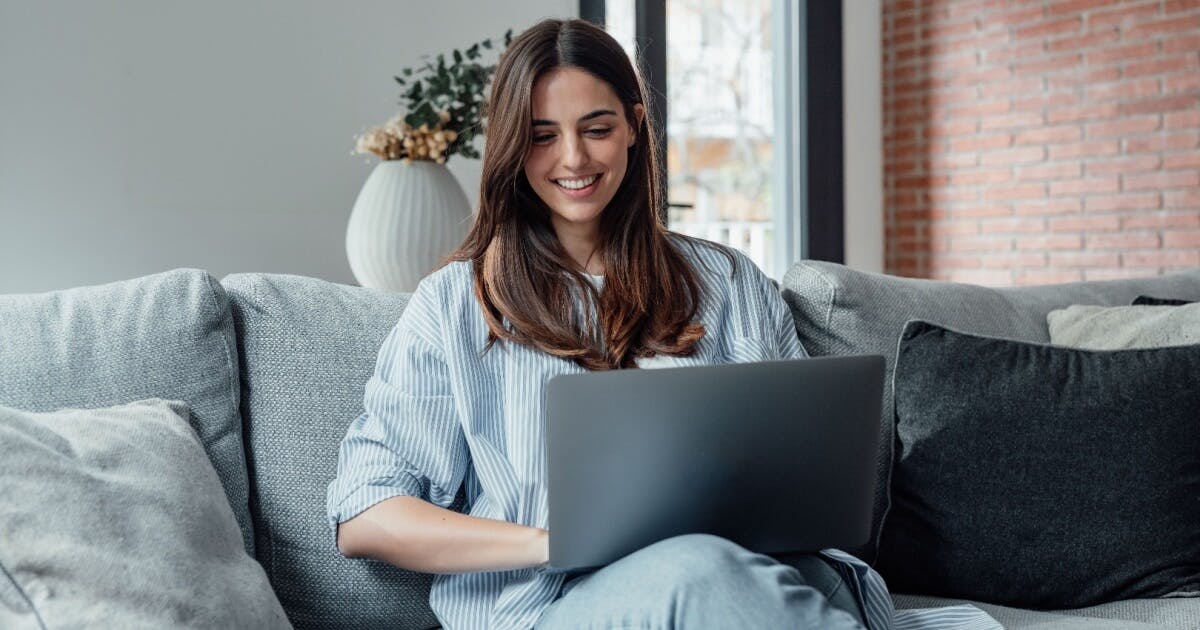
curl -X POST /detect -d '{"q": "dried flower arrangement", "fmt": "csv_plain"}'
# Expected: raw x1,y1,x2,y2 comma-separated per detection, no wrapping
354,30,513,164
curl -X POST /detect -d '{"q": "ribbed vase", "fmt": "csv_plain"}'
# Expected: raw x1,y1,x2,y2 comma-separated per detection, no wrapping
346,160,472,292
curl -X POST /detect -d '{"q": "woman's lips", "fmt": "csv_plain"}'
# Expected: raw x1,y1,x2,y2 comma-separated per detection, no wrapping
554,175,601,199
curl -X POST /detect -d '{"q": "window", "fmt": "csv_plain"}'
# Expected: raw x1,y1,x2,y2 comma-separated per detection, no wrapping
665,0,776,277
584,0,843,278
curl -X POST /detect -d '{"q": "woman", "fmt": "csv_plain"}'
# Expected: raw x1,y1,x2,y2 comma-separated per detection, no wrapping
327,18,879,630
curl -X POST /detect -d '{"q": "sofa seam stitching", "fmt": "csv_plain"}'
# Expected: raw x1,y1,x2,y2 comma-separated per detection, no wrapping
203,271,254,554
805,263,838,329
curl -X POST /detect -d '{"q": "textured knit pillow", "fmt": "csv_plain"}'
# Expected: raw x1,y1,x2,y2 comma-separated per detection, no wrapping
0,399,290,628
877,321,1200,609
1048,303,1200,350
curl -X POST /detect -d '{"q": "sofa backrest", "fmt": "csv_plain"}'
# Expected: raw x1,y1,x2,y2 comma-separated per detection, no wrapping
781,262,1200,564
0,269,254,555
224,263,1200,627
221,272,439,630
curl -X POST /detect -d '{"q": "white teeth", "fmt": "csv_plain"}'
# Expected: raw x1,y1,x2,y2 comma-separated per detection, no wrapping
554,174,599,190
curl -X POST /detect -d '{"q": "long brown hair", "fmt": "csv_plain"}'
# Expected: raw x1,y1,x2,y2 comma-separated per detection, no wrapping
442,18,735,370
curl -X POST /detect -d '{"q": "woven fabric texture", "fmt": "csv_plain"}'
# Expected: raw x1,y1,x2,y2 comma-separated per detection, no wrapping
222,272,443,630
780,263,1200,564
894,593,1200,629
1049,302,1200,349
881,322,1200,608
0,399,290,629
0,268,253,554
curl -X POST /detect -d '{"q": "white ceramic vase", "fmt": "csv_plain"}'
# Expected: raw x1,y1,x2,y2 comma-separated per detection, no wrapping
346,160,472,292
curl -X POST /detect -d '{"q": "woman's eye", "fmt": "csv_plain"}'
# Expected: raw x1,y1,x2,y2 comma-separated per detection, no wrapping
532,134,555,144
586,128,612,137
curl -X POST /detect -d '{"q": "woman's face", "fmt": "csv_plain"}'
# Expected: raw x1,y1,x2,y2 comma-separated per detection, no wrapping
523,66,644,239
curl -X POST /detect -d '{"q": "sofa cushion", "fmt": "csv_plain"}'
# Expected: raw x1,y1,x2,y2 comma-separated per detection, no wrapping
878,321,1200,608
1048,303,1200,349
221,273,443,630
780,262,1200,562
0,399,289,629
894,594,1200,629
0,269,253,554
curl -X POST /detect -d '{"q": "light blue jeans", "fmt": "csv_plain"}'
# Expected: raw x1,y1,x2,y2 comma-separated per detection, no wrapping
534,534,867,629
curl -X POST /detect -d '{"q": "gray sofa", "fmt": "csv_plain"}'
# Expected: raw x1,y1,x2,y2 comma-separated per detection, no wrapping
1,261,1198,629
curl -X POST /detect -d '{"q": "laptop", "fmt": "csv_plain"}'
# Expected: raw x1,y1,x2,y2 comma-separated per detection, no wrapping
545,354,884,571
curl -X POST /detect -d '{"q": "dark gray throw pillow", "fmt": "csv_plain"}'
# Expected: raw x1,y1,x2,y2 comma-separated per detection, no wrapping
877,321,1200,609
780,261,1200,563
1133,295,1195,306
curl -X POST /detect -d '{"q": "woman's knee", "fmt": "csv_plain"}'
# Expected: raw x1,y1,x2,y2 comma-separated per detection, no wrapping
632,534,751,584
635,537,859,616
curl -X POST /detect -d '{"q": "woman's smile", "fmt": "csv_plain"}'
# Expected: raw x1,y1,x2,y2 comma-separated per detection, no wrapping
552,173,603,198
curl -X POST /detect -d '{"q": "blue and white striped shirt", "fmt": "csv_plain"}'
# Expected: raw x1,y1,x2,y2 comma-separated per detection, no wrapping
327,235,1000,630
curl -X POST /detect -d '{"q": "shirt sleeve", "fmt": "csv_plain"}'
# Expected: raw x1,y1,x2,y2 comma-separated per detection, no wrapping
324,281,469,550
726,253,809,363
768,273,808,361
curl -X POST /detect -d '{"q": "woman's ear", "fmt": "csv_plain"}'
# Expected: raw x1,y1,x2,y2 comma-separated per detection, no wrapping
628,103,646,147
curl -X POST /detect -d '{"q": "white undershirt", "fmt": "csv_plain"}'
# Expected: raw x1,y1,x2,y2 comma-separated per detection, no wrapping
582,272,677,369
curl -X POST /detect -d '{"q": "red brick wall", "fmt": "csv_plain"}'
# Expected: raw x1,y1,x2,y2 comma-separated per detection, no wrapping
882,0,1200,285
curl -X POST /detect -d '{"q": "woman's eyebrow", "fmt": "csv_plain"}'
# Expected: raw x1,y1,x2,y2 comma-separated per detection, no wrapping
532,109,618,127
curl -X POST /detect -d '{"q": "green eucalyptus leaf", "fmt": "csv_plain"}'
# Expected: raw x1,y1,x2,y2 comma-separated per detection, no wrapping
405,101,439,128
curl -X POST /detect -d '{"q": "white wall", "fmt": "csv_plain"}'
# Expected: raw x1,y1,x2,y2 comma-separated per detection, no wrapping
842,0,884,273
0,0,574,293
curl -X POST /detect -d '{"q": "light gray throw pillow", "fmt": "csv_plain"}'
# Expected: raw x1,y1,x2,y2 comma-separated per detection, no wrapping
0,269,253,554
0,399,291,629
1048,303,1200,349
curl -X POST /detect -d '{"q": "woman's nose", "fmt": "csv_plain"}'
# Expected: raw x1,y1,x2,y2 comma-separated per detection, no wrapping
560,134,589,170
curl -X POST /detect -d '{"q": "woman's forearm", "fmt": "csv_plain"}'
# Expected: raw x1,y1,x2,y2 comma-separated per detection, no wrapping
336,495,550,574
